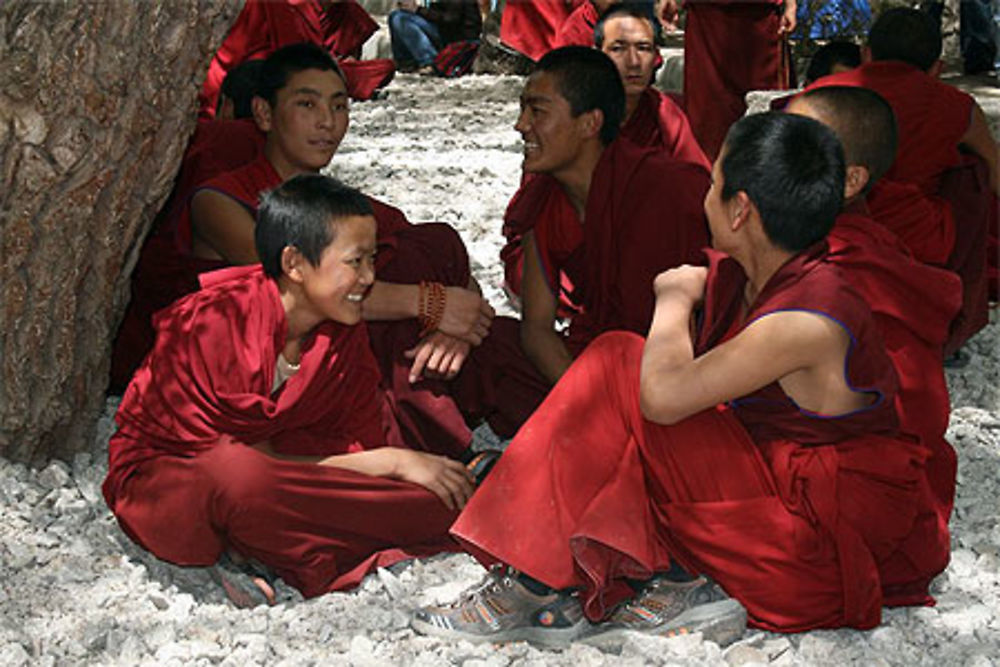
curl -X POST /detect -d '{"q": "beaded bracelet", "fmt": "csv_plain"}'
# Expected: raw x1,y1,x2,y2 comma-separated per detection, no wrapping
418,281,446,338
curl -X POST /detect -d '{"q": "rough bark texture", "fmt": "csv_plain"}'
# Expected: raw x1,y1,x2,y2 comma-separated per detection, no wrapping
0,0,242,464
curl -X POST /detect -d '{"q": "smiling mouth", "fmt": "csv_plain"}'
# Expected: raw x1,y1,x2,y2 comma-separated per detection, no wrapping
523,142,539,155
346,293,364,303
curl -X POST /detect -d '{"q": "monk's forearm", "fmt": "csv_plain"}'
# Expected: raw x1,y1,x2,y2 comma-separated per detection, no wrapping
520,323,571,385
319,448,402,478
639,295,697,424
361,281,418,322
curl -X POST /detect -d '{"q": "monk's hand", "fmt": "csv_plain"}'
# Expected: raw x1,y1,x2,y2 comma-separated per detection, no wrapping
439,287,494,346
779,0,797,34
657,0,680,31
653,265,708,306
392,449,475,510
405,332,471,383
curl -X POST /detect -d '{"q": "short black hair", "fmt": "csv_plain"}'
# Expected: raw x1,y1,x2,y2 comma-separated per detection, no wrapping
868,7,942,71
796,86,897,195
804,40,861,85
534,46,625,145
720,112,845,253
219,59,265,119
594,3,655,48
256,42,345,107
256,174,373,279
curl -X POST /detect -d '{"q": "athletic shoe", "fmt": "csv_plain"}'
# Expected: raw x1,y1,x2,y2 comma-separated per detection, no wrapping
581,576,746,650
411,566,589,648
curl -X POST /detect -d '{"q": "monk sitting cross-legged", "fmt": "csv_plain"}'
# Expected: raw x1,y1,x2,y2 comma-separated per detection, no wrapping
185,43,494,459
512,47,708,389
502,9,708,304
411,112,934,648
103,175,473,608
806,7,1000,355
788,85,961,605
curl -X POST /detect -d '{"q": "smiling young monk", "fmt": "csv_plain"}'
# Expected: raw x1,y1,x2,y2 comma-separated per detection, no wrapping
104,175,473,608
412,112,933,648
502,10,707,304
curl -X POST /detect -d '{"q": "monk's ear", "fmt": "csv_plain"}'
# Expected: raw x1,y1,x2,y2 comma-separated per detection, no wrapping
927,59,944,78
844,165,870,200
730,191,753,230
281,246,305,283
251,95,273,132
579,108,604,141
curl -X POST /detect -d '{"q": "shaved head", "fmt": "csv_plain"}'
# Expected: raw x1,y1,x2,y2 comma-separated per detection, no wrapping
790,86,898,194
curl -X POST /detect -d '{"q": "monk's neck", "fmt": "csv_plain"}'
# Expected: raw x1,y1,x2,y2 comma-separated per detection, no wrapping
264,142,319,181
278,281,320,359
623,94,641,124
554,145,604,220
738,246,794,307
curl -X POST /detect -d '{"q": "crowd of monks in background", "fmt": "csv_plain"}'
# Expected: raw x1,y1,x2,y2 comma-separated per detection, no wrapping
102,0,1000,639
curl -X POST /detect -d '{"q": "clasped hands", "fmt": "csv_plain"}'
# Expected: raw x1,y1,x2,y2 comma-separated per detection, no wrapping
406,285,495,383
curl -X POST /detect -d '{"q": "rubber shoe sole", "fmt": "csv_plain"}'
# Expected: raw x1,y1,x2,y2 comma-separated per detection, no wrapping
581,598,746,651
410,612,590,649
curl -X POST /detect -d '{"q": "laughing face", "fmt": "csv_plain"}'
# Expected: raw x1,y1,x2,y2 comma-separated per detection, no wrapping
296,215,377,326
514,72,589,177
256,67,350,177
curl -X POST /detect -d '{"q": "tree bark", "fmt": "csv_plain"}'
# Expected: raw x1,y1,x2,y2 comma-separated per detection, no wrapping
0,0,242,464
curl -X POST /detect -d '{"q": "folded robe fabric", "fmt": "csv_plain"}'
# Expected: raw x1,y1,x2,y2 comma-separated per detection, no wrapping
452,243,937,632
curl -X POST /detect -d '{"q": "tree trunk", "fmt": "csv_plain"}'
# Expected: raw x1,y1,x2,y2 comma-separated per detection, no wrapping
0,0,242,464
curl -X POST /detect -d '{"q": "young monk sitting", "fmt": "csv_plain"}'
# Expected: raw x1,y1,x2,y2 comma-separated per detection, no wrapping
501,31,708,314
806,7,999,354
185,43,494,458
412,111,933,646
103,175,474,608
788,86,961,603
517,47,708,388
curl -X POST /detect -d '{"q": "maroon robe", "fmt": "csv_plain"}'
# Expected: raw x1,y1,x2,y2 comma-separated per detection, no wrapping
683,0,792,160
104,265,459,598
806,61,991,351
554,1,598,48
453,243,938,632
198,0,393,118
499,0,584,61
532,139,709,351
502,96,708,300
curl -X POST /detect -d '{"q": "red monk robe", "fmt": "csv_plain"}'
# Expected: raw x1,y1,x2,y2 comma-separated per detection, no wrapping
199,0,392,117
453,243,939,632
502,96,708,299
189,152,478,458
683,0,792,160
554,1,598,48
500,0,584,61
806,61,993,351
104,265,459,598
827,203,960,600
109,119,268,390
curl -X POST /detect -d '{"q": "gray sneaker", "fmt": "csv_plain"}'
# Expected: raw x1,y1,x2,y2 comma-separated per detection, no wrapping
581,576,746,650
411,567,590,648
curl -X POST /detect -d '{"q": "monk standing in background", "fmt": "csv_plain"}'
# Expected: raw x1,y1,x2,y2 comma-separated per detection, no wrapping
667,0,796,159
788,86,960,605
104,175,473,608
806,7,999,356
412,111,934,647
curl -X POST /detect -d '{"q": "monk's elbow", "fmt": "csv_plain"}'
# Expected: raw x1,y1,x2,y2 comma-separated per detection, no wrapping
639,382,684,425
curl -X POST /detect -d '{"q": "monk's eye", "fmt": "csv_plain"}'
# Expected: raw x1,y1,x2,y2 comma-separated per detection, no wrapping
638,44,654,53
297,99,315,108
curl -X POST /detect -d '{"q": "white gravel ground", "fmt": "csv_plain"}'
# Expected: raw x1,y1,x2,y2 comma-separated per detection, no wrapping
1,72,997,666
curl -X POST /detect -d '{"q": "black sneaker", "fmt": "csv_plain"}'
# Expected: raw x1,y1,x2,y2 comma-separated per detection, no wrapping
411,566,589,648
581,576,746,650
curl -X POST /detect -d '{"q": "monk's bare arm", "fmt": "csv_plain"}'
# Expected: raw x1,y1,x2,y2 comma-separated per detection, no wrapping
960,103,999,193
362,282,493,345
639,266,852,425
253,442,474,510
190,190,260,264
519,232,572,384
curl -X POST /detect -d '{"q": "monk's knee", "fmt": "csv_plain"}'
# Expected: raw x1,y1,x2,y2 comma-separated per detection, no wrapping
198,443,279,514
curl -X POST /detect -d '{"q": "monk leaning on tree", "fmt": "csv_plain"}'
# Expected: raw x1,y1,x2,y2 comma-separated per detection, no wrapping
103,175,473,608
412,111,936,647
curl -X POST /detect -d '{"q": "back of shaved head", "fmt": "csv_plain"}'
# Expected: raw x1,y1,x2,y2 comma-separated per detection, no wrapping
795,86,898,193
